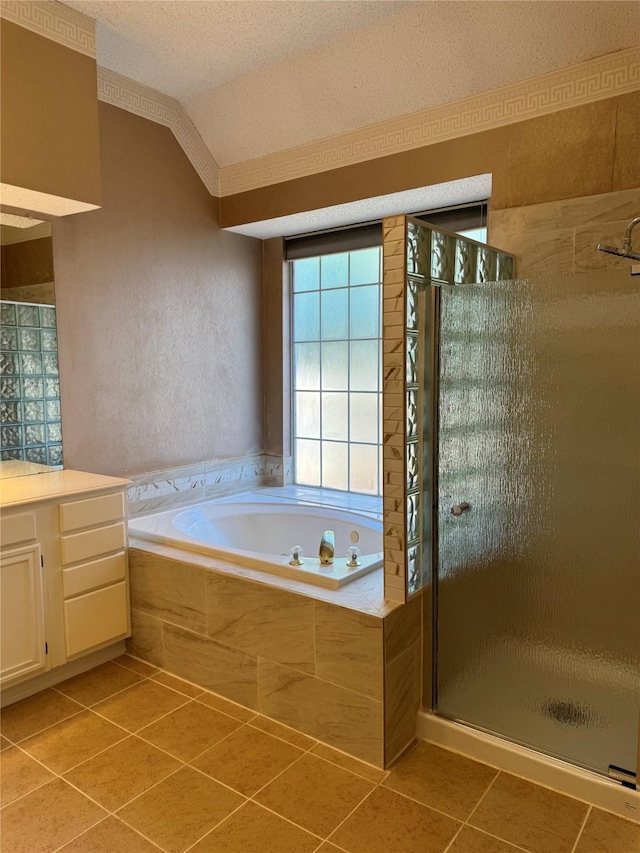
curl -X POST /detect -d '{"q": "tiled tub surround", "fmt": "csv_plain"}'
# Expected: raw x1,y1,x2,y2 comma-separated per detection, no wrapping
127,454,291,516
4,657,638,853
129,491,383,589
127,525,422,768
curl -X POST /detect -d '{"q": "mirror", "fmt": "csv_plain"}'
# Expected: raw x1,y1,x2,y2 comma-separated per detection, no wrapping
1,213,63,478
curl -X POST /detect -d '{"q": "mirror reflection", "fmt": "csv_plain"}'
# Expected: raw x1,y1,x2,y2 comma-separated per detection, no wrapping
1,214,63,478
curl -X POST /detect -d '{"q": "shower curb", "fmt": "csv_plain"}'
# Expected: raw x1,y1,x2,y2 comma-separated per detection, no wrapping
417,711,639,823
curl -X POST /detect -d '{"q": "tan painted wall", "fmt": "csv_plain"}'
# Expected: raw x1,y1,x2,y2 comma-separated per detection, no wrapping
220,93,639,227
53,103,262,477
0,21,101,207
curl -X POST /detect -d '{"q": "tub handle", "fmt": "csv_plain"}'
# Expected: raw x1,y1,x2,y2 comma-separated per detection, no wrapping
289,546,304,566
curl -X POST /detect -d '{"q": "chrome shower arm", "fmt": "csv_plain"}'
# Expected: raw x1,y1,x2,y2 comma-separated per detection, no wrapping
622,217,640,254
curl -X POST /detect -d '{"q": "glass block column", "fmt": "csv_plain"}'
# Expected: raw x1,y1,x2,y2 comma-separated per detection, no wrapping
382,216,515,602
0,301,63,466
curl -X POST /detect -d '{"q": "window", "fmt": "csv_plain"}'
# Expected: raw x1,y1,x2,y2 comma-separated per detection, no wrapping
287,202,487,496
291,246,382,495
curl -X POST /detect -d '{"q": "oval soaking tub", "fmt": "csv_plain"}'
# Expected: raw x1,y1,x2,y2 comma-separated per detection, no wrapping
128,493,383,589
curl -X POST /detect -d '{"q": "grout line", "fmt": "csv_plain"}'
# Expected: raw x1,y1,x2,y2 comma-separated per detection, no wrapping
240,798,327,845
49,816,113,853
570,804,592,853
309,748,385,784
245,750,310,801
181,800,250,853
88,689,192,733
442,824,465,853
172,721,249,767
52,672,153,709
463,770,500,827
5,705,85,746
321,784,379,846
380,786,467,827
246,716,318,753
111,653,160,674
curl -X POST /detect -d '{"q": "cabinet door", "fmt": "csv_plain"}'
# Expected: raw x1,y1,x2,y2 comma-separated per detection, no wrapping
0,544,48,686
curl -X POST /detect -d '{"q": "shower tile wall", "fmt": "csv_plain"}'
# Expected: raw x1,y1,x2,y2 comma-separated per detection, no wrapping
489,186,640,277
0,302,62,466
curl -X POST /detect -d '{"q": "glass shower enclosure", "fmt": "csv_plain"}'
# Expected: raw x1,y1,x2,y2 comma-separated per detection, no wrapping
399,217,639,783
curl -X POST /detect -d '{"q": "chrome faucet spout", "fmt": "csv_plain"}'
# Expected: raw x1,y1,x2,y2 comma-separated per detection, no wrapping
319,530,335,565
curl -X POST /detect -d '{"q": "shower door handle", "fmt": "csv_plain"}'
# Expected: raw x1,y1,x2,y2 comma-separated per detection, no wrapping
451,502,470,517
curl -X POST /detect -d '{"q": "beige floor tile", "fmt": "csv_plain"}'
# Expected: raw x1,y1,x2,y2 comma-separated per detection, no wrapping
383,741,497,820
316,844,348,853
0,777,106,853
137,700,241,761
254,752,374,837
193,725,303,796
469,772,588,853
311,742,387,784
20,710,127,774
448,825,524,852
114,653,160,676
0,688,83,742
117,765,244,853
198,690,256,722
330,786,459,853
152,670,205,697
63,735,182,811
57,816,161,852
1,735,12,750
249,714,316,749
190,800,320,852
54,661,143,706
0,746,55,806
93,679,187,732
574,807,640,853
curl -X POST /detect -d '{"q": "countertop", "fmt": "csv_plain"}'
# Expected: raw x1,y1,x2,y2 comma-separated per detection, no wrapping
0,469,131,508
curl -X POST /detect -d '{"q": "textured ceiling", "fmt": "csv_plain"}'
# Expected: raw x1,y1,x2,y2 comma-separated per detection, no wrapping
61,0,412,97
62,1,640,169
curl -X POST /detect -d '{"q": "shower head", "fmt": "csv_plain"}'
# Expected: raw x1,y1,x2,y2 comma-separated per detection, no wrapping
596,243,640,262
596,216,640,262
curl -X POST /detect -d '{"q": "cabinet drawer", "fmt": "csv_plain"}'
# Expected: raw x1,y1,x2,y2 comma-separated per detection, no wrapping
60,522,126,566
1,512,36,548
59,492,125,533
64,581,129,657
62,551,127,598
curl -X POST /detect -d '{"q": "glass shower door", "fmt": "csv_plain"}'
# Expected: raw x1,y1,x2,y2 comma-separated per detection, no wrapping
436,269,640,778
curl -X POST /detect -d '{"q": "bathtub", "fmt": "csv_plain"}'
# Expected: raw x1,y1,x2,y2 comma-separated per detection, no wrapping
128,492,383,589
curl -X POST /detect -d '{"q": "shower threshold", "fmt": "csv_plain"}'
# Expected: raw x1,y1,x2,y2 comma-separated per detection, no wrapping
417,711,639,823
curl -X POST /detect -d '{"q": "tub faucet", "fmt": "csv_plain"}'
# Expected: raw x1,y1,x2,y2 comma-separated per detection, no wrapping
319,530,335,565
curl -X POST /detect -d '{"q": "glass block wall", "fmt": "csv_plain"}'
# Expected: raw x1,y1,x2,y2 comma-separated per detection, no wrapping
0,301,63,466
381,216,515,602
291,247,382,495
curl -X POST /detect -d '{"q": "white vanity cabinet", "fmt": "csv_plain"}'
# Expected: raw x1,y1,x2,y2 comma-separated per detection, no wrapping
0,471,131,693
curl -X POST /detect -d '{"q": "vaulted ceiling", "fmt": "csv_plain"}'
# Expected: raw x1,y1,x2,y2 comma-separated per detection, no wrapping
62,1,639,170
